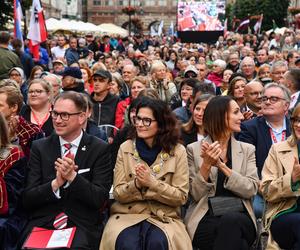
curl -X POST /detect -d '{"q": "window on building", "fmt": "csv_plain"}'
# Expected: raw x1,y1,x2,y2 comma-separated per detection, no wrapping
158,0,167,6
119,0,129,5
93,0,101,5
145,0,155,6
105,0,114,5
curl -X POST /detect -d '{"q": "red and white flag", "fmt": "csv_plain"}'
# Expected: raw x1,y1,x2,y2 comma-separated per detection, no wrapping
27,0,47,60
254,14,263,34
236,18,250,33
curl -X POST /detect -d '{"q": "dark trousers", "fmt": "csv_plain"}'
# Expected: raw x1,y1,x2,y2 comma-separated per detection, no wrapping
271,212,300,250
115,220,168,250
192,212,256,250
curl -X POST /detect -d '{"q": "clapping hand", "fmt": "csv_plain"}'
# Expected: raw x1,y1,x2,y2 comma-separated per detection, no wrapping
135,164,155,188
55,154,78,183
292,157,300,183
201,141,222,167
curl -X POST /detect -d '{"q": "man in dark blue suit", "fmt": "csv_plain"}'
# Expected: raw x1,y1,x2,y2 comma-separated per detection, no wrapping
238,83,291,218
22,91,112,250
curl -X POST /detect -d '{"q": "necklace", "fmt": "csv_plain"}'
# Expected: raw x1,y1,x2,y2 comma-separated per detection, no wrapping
132,140,170,176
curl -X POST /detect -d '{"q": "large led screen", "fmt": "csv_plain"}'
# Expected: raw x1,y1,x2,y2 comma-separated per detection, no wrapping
177,0,226,32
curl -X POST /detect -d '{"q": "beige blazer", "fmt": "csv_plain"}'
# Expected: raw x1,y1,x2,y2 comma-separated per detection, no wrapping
100,140,192,250
184,136,259,240
262,136,300,249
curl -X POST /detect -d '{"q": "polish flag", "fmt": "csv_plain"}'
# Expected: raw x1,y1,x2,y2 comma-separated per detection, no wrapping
14,0,23,43
27,0,47,60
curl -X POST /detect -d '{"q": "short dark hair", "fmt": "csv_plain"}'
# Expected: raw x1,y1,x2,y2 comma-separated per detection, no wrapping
133,96,180,153
54,91,87,112
203,96,233,141
287,68,300,91
192,82,215,98
0,31,10,44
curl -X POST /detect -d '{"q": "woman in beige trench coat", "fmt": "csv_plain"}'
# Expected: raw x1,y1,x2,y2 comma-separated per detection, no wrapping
100,96,192,250
261,103,300,250
184,96,258,250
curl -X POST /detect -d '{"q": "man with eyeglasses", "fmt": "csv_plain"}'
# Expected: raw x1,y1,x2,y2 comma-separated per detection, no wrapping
238,83,291,219
240,56,256,82
21,91,112,249
244,80,263,116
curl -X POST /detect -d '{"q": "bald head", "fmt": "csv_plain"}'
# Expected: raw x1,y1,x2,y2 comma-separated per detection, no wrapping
244,80,263,112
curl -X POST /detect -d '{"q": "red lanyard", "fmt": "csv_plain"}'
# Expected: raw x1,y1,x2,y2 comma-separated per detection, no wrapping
31,109,50,129
269,128,286,144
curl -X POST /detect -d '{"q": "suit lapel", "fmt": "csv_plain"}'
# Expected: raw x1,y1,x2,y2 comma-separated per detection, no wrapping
231,137,243,173
74,133,90,170
278,144,297,174
258,117,272,151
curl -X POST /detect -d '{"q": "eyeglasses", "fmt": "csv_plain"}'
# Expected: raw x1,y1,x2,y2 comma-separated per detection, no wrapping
272,71,286,76
261,96,286,104
291,117,300,125
50,110,82,121
9,73,21,77
133,115,156,127
28,89,47,95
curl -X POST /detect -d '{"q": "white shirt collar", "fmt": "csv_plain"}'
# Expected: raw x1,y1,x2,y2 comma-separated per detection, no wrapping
59,130,83,149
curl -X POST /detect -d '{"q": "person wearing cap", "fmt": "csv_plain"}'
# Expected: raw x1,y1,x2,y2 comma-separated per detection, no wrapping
8,67,28,103
0,31,22,80
61,67,85,93
184,65,199,79
51,35,67,60
65,37,80,66
78,38,89,59
91,69,119,129
99,35,112,53
52,59,66,75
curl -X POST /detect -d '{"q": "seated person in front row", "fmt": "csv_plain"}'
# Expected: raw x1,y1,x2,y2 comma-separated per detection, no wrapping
185,96,259,250
21,91,112,250
262,103,300,249
0,113,27,250
100,97,193,250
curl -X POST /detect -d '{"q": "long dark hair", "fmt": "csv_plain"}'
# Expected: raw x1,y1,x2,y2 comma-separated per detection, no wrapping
132,96,180,153
203,96,233,141
0,113,10,149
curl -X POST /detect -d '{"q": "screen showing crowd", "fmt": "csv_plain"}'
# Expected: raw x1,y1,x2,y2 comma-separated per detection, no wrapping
177,0,225,32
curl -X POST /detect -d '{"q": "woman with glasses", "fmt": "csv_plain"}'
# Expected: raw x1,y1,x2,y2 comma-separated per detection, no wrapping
185,96,258,250
20,79,54,137
261,103,300,249
100,96,192,250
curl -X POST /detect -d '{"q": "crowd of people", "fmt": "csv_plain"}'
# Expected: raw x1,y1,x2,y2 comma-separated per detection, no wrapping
1,25,300,250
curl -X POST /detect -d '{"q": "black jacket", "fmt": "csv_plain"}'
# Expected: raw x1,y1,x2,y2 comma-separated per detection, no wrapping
91,92,119,126
22,132,112,248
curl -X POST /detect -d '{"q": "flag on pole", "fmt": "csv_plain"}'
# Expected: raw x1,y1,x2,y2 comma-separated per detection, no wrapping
168,21,174,37
27,0,47,60
223,18,228,38
236,18,250,33
14,0,23,43
157,20,164,37
254,14,263,34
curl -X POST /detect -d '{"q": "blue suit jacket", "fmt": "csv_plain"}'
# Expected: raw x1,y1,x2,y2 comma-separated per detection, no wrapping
237,116,291,178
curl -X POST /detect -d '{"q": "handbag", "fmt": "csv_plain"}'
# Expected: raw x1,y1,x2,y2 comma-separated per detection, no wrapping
208,196,245,216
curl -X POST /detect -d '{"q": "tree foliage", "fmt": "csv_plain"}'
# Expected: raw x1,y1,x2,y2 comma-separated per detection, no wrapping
0,0,32,30
227,0,290,31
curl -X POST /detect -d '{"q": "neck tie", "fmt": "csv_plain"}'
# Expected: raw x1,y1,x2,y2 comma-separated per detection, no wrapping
53,212,68,229
53,143,73,229
63,143,72,158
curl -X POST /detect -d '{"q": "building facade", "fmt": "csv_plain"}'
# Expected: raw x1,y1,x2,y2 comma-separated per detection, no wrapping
86,0,177,33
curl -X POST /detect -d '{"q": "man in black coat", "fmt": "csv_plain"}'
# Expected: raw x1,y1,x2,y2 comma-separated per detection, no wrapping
22,91,112,249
